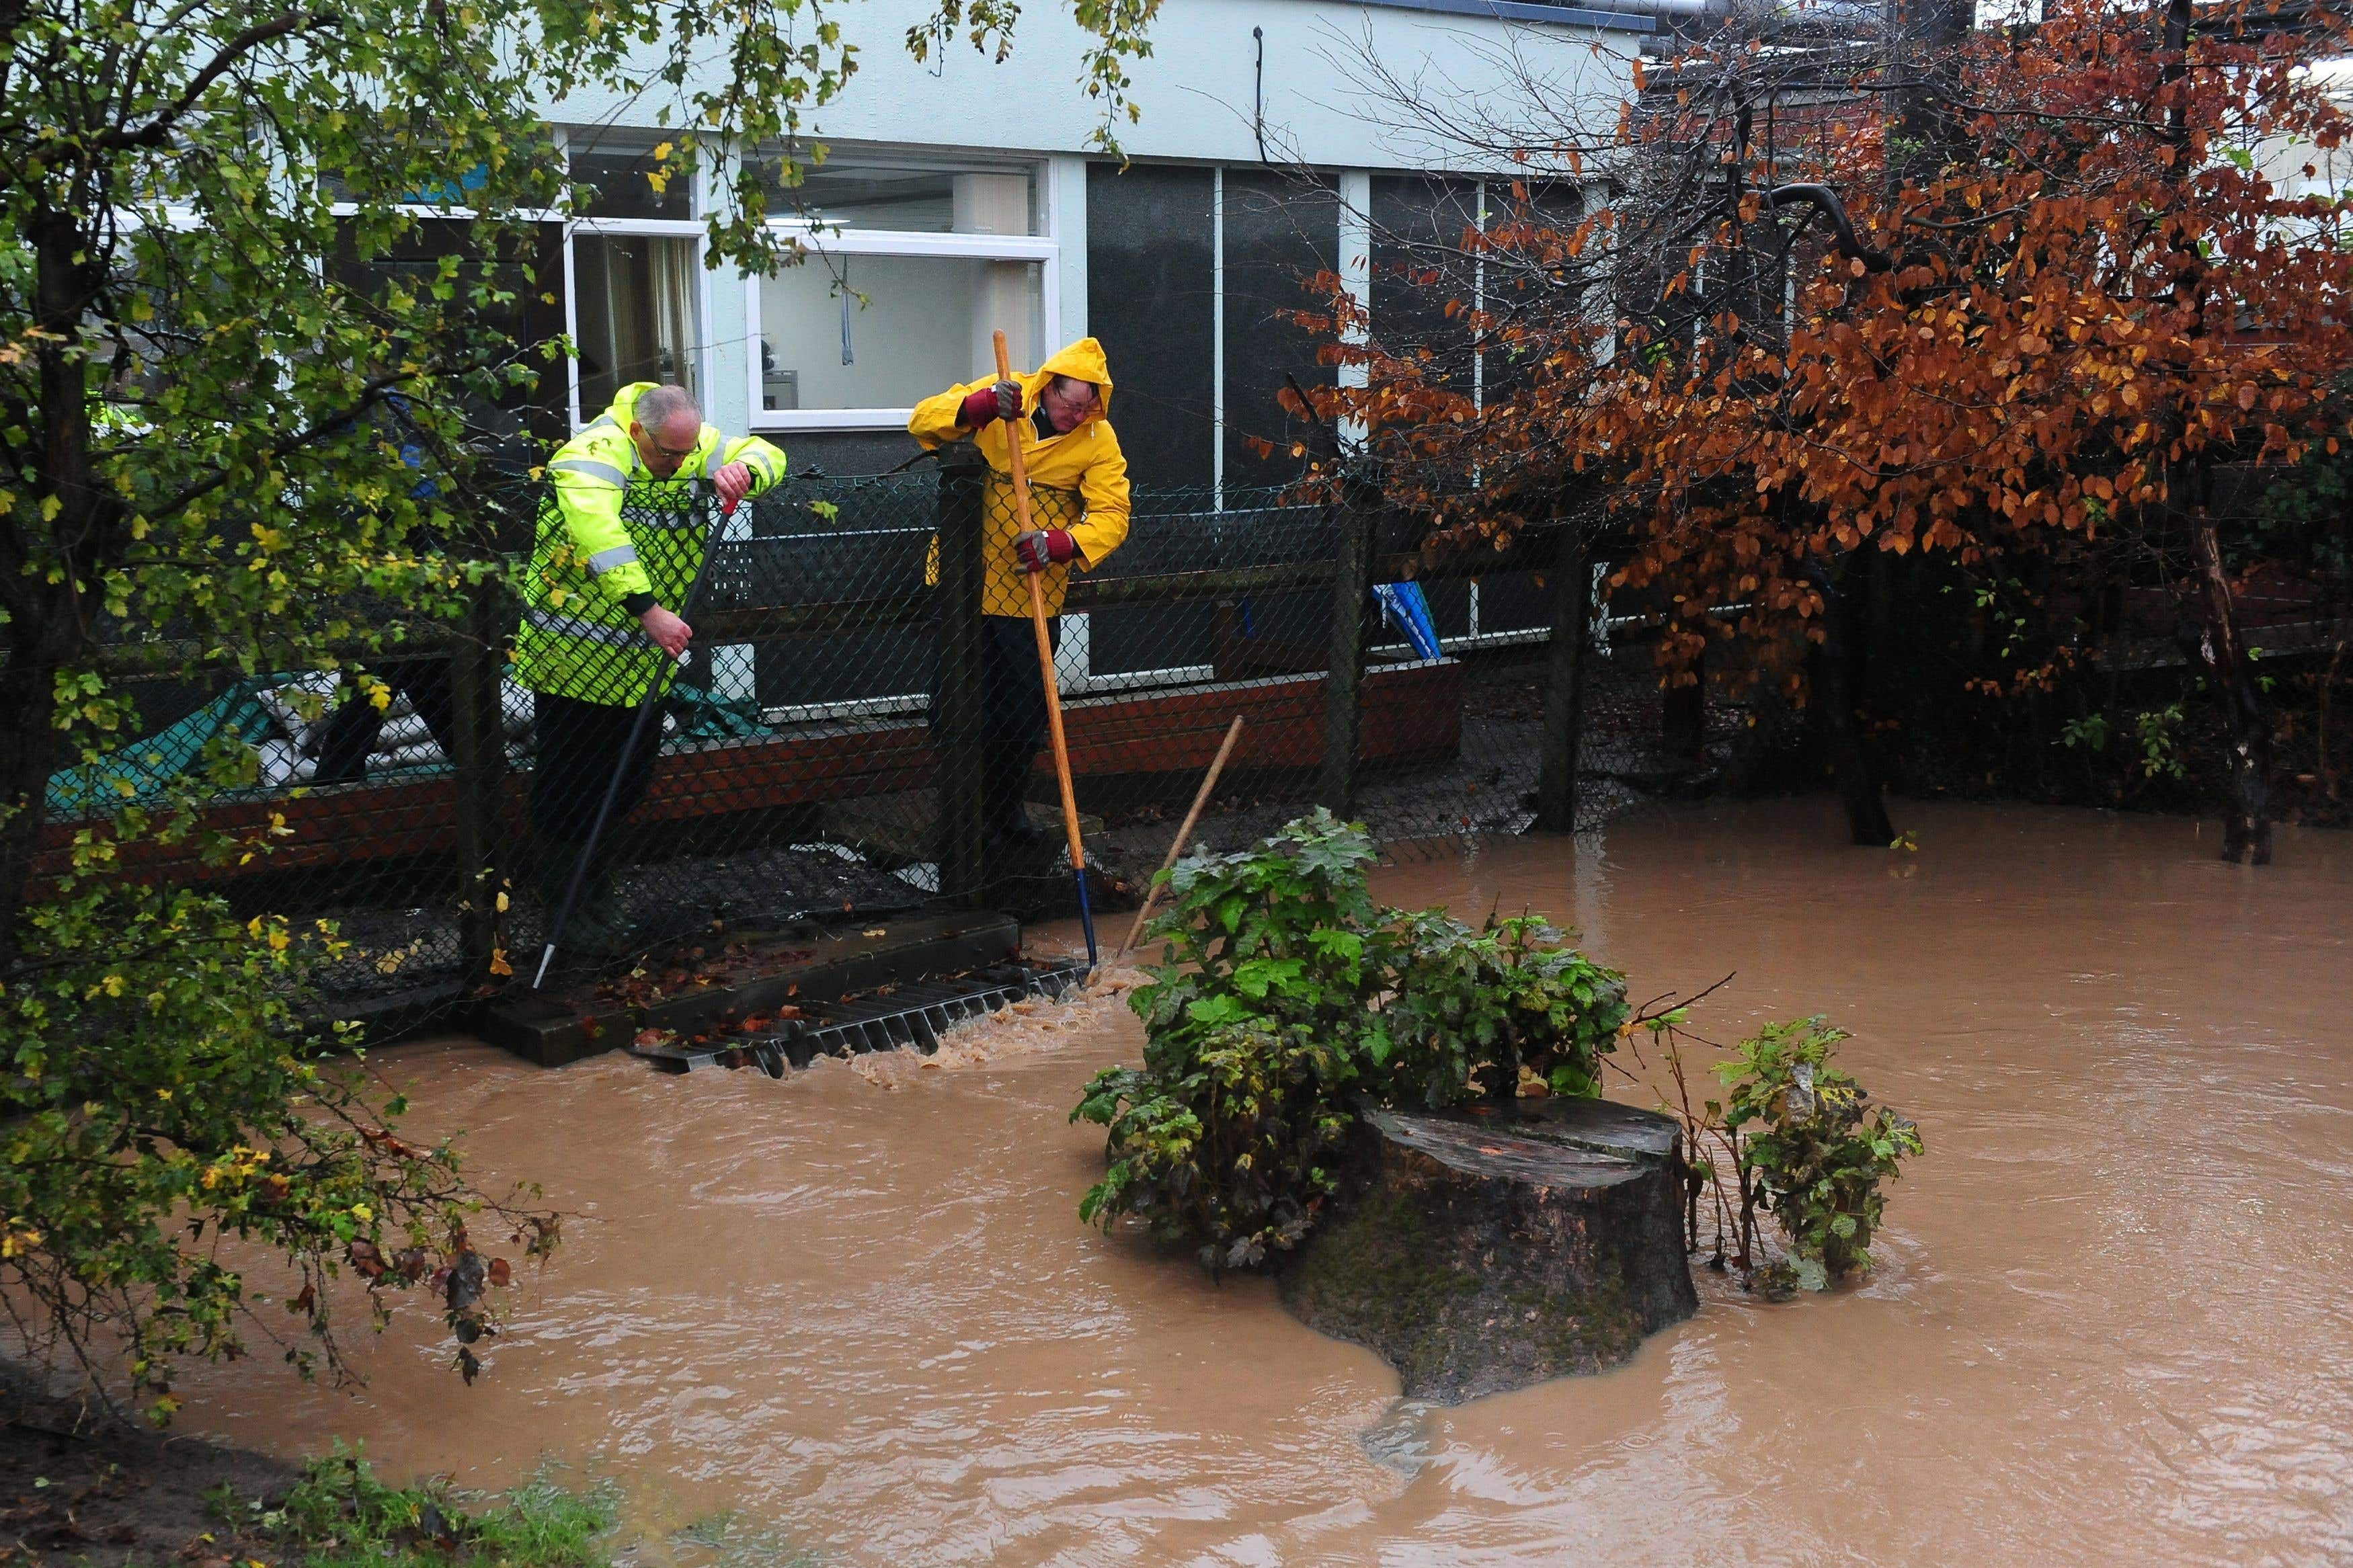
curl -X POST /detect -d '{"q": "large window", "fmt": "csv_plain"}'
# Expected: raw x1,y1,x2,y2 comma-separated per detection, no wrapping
746,150,1056,428
573,233,702,411
564,128,705,423
331,218,569,462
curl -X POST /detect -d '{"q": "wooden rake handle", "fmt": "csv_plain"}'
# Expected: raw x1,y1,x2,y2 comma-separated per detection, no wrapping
992,329,1088,878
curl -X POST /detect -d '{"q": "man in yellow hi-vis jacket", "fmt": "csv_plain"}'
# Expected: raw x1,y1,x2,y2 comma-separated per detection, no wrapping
516,382,787,952
912,338,1130,848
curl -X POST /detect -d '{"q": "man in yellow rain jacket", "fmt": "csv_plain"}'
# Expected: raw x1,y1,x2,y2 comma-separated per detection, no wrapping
516,382,787,952
910,338,1129,848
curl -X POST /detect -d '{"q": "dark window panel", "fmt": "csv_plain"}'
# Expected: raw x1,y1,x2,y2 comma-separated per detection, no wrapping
1370,174,1482,398
1086,163,1215,491
331,218,569,460
1477,570,1552,634
569,130,692,220
1088,603,1215,675
752,630,935,708
1221,169,1337,490
1483,181,1585,405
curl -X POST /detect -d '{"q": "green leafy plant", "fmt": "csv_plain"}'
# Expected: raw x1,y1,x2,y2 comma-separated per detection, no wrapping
1121,808,1386,1069
2134,704,2190,781
2,806,557,1419
2059,713,2110,752
1379,909,1629,1106
1715,1019,1923,1290
1076,1020,1357,1270
212,1446,620,1568
1074,811,1632,1270
1627,1014,1923,1293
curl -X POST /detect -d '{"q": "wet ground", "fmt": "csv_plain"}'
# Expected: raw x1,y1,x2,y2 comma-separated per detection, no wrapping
165,798,2353,1566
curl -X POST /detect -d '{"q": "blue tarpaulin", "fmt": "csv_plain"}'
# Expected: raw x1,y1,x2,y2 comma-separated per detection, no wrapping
1374,581,1443,661
44,680,280,817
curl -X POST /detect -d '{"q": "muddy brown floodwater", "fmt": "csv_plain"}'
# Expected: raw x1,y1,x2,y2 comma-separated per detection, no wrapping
168,798,2353,1567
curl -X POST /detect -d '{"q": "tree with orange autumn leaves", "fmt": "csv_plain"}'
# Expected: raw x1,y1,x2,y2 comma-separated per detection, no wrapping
1293,0,2353,860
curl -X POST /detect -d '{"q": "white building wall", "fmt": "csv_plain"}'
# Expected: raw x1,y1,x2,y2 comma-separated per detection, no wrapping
547,0,1635,169
546,0,1640,436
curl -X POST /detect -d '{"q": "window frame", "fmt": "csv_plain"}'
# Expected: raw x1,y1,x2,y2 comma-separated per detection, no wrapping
552,125,714,430
563,215,712,431
740,154,1060,433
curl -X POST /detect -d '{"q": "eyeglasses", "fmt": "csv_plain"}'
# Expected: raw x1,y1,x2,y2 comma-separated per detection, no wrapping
635,424,699,461
1042,382,1097,415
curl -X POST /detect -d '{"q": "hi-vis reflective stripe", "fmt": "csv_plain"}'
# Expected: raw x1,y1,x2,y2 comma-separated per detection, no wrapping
552,456,631,487
524,606,648,648
705,444,726,481
586,544,639,574
744,448,782,483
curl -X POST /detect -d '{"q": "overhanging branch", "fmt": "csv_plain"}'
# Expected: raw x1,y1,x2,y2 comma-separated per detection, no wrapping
97,7,341,151
1765,183,1894,272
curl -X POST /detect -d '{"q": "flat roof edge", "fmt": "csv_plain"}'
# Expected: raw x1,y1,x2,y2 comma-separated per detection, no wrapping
1334,0,1659,33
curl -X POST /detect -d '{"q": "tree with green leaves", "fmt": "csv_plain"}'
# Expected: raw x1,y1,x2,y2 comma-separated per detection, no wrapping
0,0,1160,1415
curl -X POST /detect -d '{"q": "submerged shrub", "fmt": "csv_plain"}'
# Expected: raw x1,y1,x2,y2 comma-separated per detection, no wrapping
1716,1018,1924,1289
1073,811,1632,1270
216,1446,621,1568
1076,1020,1357,1270
2,825,557,1419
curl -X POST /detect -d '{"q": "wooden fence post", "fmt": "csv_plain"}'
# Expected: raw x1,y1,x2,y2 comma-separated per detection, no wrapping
934,448,989,905
1662,641,1706,770
1319,483,1378,817
450,571,512,989
1535,530,1595,833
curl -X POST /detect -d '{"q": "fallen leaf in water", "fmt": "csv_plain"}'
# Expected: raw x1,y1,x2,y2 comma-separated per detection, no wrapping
633,1028,671,1048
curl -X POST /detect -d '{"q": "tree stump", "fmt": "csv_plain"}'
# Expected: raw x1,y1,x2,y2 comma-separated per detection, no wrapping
1277,1097,1696,1403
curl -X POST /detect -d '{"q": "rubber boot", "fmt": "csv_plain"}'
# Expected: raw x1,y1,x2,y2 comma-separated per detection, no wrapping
982,741,1045,847
528,833,642,960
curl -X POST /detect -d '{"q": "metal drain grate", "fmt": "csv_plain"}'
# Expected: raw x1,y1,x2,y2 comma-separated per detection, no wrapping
633,958,1091,1075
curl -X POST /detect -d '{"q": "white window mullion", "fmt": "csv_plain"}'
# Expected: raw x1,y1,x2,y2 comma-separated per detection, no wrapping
757,226,1054,261
1211,165,1227,511
563,223,584,428
1337,171,1371,456
1472,180,1487,417
571,216,710,239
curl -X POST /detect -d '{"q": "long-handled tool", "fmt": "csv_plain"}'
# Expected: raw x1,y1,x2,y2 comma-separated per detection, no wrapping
1113,714,1244,966
532,490,735,989
993,328,1099,971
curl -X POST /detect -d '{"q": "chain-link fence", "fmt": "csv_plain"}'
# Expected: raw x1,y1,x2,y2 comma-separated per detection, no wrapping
52,451,1652,1034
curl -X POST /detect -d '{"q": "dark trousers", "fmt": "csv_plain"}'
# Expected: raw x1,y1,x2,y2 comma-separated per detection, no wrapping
529,690,662,843
930,614,1058,836
311,660,456,784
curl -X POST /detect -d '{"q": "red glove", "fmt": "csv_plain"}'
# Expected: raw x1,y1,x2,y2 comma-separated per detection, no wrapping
1015,529,1077,573
958,380,1023,428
